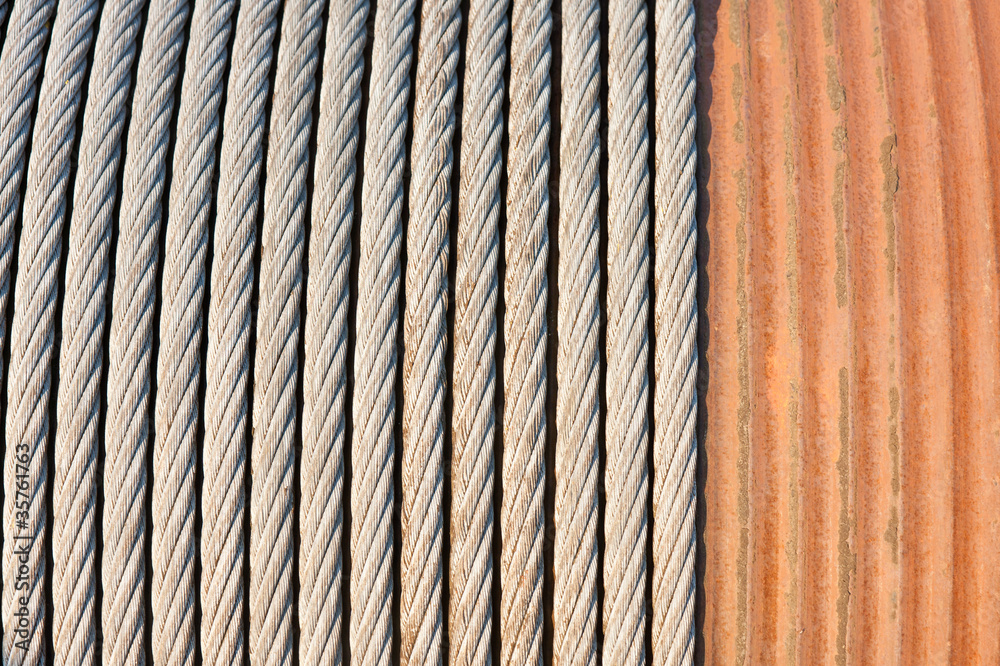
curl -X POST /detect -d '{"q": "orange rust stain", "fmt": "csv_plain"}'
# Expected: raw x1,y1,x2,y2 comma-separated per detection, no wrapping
744,0,796,662
694,0,747,662
696,0,1000,662
925,0,1000,661
788,0,852,661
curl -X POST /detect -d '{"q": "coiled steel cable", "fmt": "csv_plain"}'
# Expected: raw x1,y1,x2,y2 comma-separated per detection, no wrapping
651,0,696,663
500,0,550,661
198,0,273,661
104,0,190,659
400,0,458,662
351,0,415,662
251,0,319,656
0,0,700,658
154,0,235,658
0,0,57,659
5,0,96,659
54,0,145,658
450,0,507,659
554,0,601,660
603,0,650,660
211,0,283,661
299,0,366,662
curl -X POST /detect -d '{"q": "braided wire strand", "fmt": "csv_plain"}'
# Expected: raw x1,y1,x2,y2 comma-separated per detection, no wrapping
399,0,459,661
351,0,415,660
604,0,650,659
4,0,96,659
250,0,321,656
154,0,235,658
54,0,146,656
450,0,508,660
500,0,550,659
104,0,190,659
299,0,367,662
0,0,57,658
651,0,696,663
554,0,601,659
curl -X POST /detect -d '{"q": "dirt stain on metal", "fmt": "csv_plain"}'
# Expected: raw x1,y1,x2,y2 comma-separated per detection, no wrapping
880,134,898,294
733,65,745,143
833,136,847,308
885,385,900,564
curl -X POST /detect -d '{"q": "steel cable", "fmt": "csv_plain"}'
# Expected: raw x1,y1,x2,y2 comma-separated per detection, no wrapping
53,0,146,658
0,0,57,659
450,0,508,659
554,0,601,660
651,0,696,664
250,0,320,656
154,0,235,657
5,0,97,659
298,0,366,662
603,0,650,661
104,0,190,658
197,0,275,659
209,0,283,661
0,0,699,658
351,0,415,662
399,0,459,662
499,0,550,661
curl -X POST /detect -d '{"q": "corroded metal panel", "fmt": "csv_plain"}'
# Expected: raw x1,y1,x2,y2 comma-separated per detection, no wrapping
695,0,1000,662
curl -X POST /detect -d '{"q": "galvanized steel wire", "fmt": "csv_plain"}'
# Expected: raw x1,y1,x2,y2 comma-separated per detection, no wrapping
298,0,365,663
604,0,649,661
554,0,601,659
155,0,234,657
499,0,550,661
0,0,697,662
651,0,697,663
400,0,457,661
55,0,144,660
450,0,506,659
0,0,58,660
104,0,189,659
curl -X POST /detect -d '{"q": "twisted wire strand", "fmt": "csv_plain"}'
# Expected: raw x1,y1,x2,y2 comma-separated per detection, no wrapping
499,0,550,661
104,0,190,659
651,1,696,663
154,0,236,658
54,0,146,657
0,0,55,436
0,0,57,659
201,0,280,661
351,0,415,660
603,0,650,660
196,12,255,666
4,0,96,659
554,0,601,660
299,0,367,662
450,0,508,661
399,0,459,661
251,0,321,657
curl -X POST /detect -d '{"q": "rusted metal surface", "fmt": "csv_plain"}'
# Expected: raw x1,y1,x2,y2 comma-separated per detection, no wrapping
694,0,1000,662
